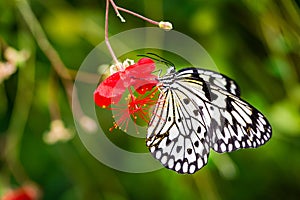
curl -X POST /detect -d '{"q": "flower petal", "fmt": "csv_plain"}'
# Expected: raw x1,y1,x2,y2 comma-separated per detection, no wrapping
94,58,157,108
94,72,125,107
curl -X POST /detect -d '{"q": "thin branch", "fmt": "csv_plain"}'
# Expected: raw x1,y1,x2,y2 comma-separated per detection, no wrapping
17,0,71,81
116,6,159,26
49,71,61,120
109,0,126,22
105,0,121,68
16,0,73,106
104,0,173,70
4,43,35,184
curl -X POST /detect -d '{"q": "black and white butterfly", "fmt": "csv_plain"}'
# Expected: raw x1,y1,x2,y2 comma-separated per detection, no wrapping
146,65,272,174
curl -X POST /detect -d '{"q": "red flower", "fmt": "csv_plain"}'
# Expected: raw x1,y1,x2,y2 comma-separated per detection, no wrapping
2,185,39,200
94,58,158,108
110,87,159,132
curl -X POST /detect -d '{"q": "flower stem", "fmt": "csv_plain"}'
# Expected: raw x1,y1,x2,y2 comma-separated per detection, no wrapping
109,0,126,22
104,0,173,70
16,0,74,108
105,0,121,69
116,6,159,26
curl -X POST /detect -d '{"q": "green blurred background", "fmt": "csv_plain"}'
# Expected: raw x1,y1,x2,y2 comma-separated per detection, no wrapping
1,0,300,199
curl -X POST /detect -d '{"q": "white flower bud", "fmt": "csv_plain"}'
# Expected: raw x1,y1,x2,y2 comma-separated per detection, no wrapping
159,21,173,31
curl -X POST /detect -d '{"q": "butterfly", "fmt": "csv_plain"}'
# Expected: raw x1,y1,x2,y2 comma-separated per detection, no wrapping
146,64,272,174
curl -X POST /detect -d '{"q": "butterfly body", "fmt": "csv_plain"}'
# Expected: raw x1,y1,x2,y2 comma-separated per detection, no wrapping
146,67,272,174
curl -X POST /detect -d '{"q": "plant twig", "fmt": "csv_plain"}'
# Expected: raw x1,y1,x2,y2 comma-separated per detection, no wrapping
104,0,173,70
4,44,35,184
16,0,73,107
109,0,126,22
105,0,121,69
116,5,159,26
17,0,71,81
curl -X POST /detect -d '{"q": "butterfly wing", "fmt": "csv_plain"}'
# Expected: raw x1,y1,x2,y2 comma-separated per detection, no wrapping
177,68,241,96
147,67,272,174
180,78,272,153
174,68,272,153
147,88,210,174
209,93,272,153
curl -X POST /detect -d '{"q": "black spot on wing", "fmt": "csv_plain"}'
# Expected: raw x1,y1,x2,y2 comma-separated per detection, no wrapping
226,98,234,111
176,146,182,153
201,80,212,101
193,110,199,116
183,98,190,104
190,68,200,79
197,126,201,133
226,79,241,96
166,138,172,146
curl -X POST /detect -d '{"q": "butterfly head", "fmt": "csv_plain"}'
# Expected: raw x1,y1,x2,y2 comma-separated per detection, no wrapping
157,66,177,87
166,66,176,74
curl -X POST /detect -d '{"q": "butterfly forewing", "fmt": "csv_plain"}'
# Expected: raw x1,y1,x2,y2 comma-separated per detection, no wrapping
147,88,210,174
147,67,272,174
177,68,241,96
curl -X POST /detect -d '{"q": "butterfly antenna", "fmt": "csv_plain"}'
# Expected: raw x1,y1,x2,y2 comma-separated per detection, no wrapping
146,53,175,66
137,53,175,68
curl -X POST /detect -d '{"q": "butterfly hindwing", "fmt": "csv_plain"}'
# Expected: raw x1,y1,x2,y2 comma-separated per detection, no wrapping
208,93,272,153
176,78,272,153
